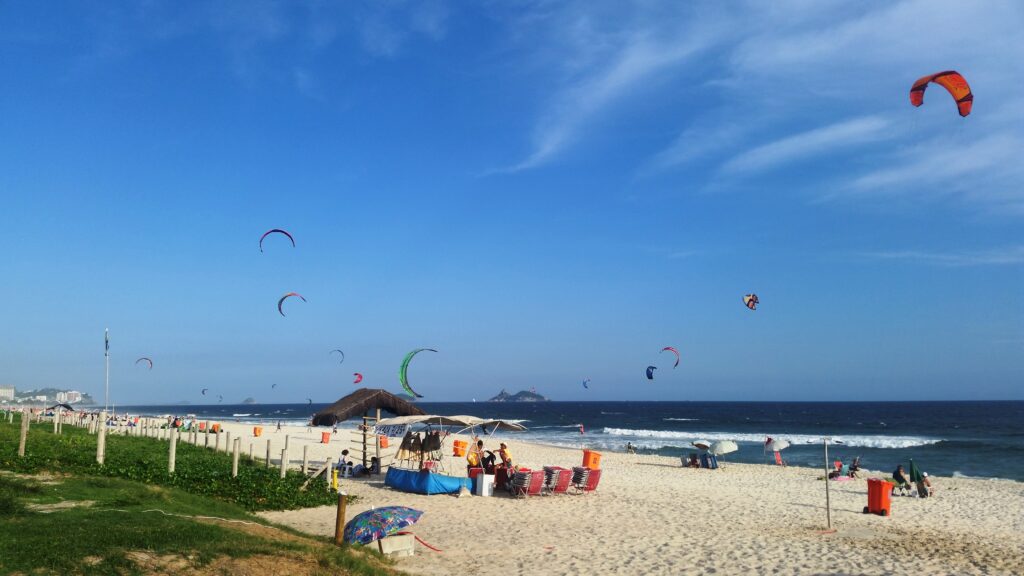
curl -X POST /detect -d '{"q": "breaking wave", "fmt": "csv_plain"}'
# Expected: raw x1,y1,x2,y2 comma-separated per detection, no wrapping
600,428,942,449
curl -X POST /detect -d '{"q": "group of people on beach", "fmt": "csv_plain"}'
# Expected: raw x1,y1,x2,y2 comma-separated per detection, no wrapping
466,439,513,474
892,465,936,497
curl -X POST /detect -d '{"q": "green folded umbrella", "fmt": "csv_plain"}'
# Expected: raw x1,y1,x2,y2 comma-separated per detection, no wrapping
908,458,924,483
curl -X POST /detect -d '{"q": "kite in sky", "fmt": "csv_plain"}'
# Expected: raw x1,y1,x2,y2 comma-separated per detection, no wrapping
582,378,590,389
661,346,680,368
910,70,973,117
399,348,436,398
259,228,295,252
278,292,307,316
743,294,759,311
353,373,363,384
646,366,657,380
331,349,345,363
201,388,208,396
135,357,153,370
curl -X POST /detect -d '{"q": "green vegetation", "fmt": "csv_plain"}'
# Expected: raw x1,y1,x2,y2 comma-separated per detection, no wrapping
1,415,336,511
0,473,398,575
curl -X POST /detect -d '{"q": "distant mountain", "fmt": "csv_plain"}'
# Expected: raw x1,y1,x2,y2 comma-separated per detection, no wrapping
487,389,549,402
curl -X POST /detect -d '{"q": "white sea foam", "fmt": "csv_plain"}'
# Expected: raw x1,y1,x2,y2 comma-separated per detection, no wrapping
232,413,252,417
600,428,942,449
663,418,699,421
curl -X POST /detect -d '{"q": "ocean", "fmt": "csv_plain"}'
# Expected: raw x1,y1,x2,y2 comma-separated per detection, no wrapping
116,401,1024,482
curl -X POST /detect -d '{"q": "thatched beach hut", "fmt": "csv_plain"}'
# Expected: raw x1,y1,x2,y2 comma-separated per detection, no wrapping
311,388,427,467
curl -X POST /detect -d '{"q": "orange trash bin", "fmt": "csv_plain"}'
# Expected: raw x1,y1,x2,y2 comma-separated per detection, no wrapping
864,478,893,516
582,449,602,469
253,426,262,437
321,432,331,444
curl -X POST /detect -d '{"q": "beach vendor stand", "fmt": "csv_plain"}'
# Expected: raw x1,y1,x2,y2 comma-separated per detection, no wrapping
375,414,526,496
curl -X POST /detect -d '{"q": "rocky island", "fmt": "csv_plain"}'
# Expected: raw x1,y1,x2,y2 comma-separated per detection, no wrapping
487,389,549,402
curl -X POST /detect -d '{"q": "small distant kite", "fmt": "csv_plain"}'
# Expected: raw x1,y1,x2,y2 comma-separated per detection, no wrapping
646,366,657,380
910,70,972,117
201,388,208,396
271,383,277,389
399,348,436,399
661,346,680,368
331,349,345,363
306,398,313,405
277,292,307,316
217,394,223,403
353,372,363,384
582,378,590,389
259,228,295,252
135,357,153,370
743,294,759,311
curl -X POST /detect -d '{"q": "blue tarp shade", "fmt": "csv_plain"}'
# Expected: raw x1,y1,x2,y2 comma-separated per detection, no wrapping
385,467,472,495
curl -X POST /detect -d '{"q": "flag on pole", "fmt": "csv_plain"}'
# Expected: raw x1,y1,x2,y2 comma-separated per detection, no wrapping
105,329,109,357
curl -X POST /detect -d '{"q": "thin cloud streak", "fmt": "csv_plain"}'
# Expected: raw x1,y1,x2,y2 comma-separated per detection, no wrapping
858,246,1024,266
721,116,890,174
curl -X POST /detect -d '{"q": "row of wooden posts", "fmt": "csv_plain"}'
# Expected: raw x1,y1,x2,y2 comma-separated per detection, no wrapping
6,410,338,487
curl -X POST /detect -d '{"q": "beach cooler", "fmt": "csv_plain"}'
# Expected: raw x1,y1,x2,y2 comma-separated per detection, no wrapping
321,432,331,444
582,449,602,469
475,474,495,497
468,467,484,491
864,478,893,516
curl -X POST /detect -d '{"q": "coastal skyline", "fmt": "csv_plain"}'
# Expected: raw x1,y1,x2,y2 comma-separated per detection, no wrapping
2,1,1022,404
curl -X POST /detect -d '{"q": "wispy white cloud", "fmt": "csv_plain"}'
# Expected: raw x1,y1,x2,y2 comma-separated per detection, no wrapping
721,116,890,174
858,246,1024,266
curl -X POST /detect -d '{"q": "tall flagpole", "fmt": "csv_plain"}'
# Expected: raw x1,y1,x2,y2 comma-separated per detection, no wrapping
104,329,110,415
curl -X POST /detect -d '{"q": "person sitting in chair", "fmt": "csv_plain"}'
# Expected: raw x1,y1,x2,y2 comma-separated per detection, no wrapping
497,443,513,468
892,465,911,495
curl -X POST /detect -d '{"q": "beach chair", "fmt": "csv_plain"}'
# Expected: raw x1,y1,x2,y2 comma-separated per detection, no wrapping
569,466,591,495
511,470,532,498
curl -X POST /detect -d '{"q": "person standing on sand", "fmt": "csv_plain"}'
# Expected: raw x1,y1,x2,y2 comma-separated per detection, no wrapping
277,420,282,432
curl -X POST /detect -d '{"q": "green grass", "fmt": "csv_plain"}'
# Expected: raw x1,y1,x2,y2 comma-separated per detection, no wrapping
0,473,396,575
1,415,337,511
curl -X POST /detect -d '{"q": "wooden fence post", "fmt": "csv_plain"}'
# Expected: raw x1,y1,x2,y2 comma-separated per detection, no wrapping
52,411,59,434
284,434,290,451
334,492,348,545
302,445,309,475
18,413,29,457
168,429,178,474
96,411,107,465
248,442,254,461
232,438,241,478
265,439,272,468
225,431,231,453
215,431,221,452
280,449,288,478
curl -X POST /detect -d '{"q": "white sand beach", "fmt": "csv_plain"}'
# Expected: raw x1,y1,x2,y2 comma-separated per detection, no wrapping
197,421,1024,576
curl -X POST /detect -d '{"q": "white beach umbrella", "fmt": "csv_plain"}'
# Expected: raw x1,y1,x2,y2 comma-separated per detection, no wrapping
766,439,790,452
709,440,738,456
692,440,712,450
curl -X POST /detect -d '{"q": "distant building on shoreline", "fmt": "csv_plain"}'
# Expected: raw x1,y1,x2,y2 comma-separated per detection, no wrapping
0,385,14,401
57,391,83,404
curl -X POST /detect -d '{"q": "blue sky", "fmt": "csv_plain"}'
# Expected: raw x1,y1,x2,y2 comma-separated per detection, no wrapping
1,1,1021,403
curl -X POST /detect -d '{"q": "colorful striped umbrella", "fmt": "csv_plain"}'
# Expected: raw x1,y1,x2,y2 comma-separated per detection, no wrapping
343,506,423,546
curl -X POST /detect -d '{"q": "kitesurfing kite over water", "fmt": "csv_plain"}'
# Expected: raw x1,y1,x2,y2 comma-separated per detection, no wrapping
331,349,345,363
399,348,436,398
646,366,657,380
306,398,312,406
135,357,153,370
271,383,277,389
217,395,223,403
744,294,759,310
661,346,680,368
353,373,363,384
259,228,295,252
910,70,973,117
582,378,590,389
277,292,306,316
201,388,208,396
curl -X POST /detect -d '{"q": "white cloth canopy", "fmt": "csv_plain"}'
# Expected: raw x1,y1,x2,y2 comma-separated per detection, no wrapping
709,440,738,455
692,440,712,450
375,414,526,432
766,439,790,452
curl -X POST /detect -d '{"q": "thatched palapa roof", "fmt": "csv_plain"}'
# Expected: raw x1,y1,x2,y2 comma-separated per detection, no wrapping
311,388,426,426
